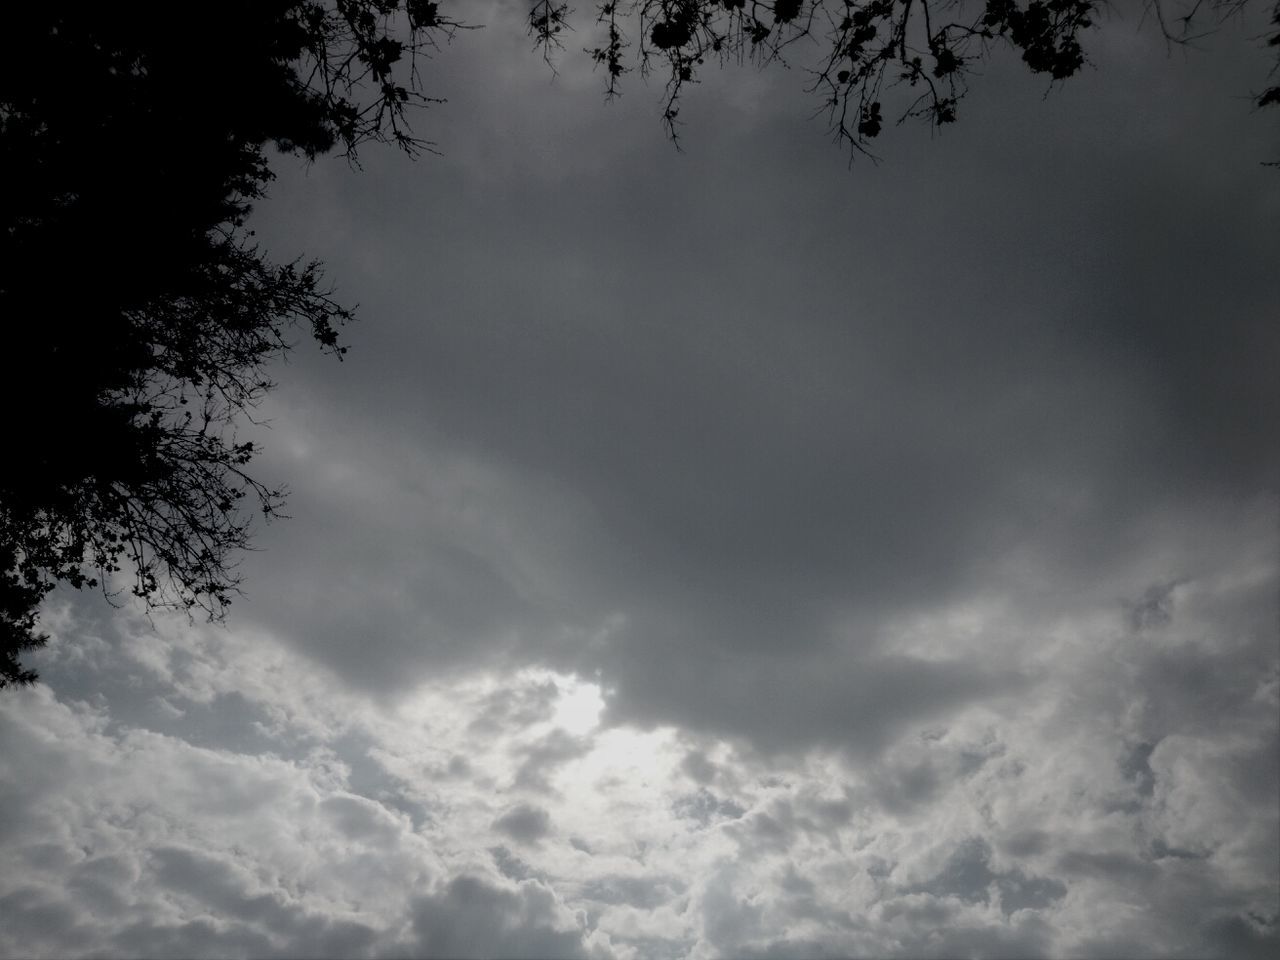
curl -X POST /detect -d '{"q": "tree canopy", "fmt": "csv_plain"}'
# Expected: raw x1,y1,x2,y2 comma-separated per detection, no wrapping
1,1,1275,687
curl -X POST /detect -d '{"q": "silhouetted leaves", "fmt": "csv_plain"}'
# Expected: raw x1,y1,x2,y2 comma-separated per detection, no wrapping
0,2,461,687
539,1,1278,155
1262,6,1280,111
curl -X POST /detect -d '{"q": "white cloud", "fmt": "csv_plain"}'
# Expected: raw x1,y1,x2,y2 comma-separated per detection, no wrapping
10,541,1277,958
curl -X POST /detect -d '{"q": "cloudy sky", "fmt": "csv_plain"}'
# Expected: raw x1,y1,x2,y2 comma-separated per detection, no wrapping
2,4,1278,958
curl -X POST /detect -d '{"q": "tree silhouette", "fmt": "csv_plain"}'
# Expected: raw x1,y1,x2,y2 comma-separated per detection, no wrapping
541,0,1278,152
0,2,462,686
2,1,1275,687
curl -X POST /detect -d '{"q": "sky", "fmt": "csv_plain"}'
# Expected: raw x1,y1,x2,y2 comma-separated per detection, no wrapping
2,3,1278,958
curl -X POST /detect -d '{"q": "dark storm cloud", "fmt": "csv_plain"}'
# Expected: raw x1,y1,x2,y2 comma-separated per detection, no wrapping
238,4,1278,766
1198,914,1280,960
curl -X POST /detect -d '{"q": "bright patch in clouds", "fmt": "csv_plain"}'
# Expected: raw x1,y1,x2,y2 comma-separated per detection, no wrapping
552,676,606,735
3,546,1276,959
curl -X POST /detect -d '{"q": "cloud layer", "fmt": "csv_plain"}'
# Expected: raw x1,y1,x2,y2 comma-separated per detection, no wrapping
3,545,1275,958
2,4,1277,957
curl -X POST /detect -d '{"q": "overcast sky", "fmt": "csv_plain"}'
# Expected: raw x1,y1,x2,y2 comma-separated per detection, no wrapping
2,4,1278,958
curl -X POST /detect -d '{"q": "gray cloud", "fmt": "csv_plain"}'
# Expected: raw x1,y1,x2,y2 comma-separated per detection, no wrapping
512,728,593,792
580,875,686,910
910,838,1067,916
409,875,596,960
492,803,553,846
471,679,561,734
236,14,1278,766
671,789,746,828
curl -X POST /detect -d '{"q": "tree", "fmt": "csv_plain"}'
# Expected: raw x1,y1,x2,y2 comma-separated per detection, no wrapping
1,1,1275,688
0,1,462,686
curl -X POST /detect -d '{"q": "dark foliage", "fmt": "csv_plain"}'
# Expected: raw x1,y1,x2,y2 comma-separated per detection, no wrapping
0,2,462,687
